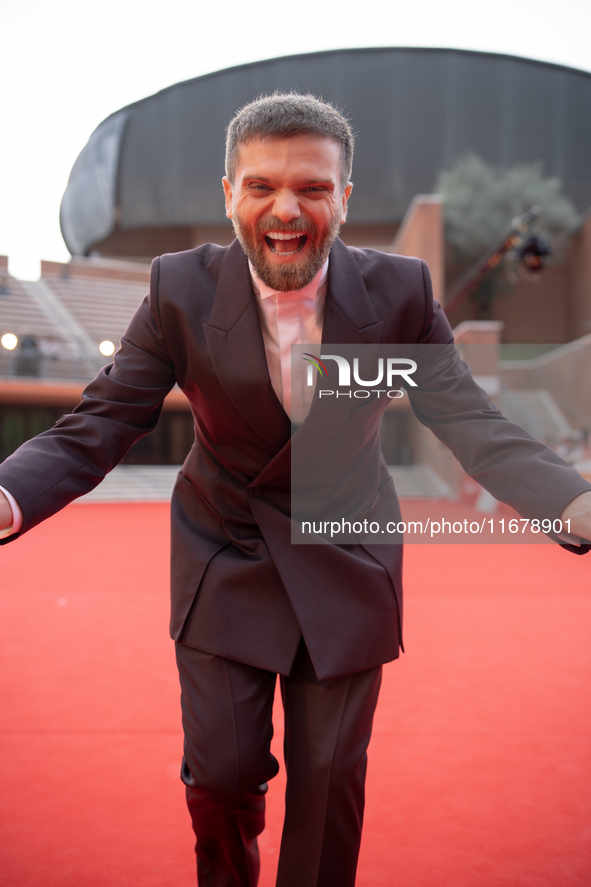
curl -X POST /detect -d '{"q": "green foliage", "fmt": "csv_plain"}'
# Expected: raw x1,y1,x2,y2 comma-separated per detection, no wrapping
436,154,579,267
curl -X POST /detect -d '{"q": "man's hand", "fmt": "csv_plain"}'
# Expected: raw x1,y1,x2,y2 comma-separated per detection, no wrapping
0,490,13,532
560,490,591,542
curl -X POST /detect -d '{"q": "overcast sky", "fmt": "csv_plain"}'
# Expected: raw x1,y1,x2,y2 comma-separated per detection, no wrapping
2,0,591,279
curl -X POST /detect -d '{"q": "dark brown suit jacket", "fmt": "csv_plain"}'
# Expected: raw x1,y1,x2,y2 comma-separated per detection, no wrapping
0,238,589,679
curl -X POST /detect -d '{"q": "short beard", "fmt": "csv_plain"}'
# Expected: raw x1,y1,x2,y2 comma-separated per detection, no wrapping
232,211,342,292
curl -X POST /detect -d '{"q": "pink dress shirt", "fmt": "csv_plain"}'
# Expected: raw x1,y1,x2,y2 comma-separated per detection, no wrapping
250,258,328,425
0,484,22,539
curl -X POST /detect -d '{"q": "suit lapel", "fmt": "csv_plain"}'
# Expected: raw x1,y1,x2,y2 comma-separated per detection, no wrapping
203,240,291,450
203,237,385,474
257,239,386,484
321,238,384,346
290,238,385,453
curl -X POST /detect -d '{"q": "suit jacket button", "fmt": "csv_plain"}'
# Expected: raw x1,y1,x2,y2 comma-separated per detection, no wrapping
250,486,261,497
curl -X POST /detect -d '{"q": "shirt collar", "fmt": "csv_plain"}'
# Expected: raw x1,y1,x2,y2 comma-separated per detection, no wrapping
249,257,329,301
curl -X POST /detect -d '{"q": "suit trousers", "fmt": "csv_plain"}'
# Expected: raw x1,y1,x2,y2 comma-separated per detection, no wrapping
175,640,383,887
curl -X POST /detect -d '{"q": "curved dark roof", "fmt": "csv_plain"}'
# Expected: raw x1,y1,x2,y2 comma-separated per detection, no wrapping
60,47,591,256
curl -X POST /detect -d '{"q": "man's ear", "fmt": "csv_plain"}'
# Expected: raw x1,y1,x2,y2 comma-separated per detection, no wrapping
340,182,353,224
222,177,233,219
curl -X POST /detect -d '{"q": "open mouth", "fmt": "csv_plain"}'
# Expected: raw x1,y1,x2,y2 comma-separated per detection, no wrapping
264,232,308,256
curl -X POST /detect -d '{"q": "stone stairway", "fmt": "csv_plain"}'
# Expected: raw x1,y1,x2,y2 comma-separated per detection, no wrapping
77,462,455,504
78,465,181,502
499,389,574,443
387,464,455,499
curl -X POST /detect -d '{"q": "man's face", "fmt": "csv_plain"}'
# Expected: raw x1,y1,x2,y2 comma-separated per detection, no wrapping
223,134,352,291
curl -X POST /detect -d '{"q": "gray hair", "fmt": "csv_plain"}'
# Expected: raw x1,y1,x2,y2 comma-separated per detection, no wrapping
225,92,354,190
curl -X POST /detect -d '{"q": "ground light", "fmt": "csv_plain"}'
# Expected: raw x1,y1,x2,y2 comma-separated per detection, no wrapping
99,340,115,357
1,333,18,350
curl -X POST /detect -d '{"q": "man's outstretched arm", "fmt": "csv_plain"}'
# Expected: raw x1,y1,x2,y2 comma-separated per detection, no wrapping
0,257,178,543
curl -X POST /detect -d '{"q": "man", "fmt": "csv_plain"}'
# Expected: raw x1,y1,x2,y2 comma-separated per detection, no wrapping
1,93,590,887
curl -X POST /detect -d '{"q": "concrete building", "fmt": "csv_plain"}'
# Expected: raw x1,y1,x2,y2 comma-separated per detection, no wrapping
58,46,591,343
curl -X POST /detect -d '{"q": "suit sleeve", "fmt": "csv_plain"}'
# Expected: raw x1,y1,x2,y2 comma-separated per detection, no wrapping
407,261,591,545
0,257,176,541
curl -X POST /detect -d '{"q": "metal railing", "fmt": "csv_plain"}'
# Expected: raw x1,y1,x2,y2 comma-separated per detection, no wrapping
0,350,109,383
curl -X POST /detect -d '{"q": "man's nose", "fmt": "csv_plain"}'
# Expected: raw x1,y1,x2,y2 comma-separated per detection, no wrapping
271,190,301,223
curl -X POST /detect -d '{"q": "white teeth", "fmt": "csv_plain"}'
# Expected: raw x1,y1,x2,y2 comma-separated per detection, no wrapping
264,231,307,255
269,246,301,255
266,232,306,240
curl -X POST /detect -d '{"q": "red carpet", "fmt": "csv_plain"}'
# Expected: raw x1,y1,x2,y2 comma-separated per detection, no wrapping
1,502,590,885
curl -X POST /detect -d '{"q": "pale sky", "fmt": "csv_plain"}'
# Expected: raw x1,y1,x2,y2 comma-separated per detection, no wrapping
2,0,591,280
